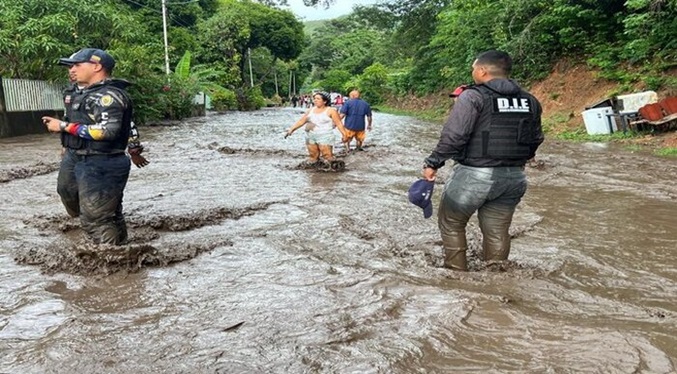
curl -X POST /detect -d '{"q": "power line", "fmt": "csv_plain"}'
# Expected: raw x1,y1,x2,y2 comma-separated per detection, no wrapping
120,0,161,14
165,0,200,4
119,0,194,28
120,0,199,9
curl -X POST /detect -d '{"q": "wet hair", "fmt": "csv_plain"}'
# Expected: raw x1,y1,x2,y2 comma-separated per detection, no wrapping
475,50,512,76
313,91,331,106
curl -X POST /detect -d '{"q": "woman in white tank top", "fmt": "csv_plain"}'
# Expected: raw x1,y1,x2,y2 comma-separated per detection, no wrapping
285,92,347,165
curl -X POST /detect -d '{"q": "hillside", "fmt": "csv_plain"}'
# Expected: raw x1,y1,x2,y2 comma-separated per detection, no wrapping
383,62,677,151
530,61,677,149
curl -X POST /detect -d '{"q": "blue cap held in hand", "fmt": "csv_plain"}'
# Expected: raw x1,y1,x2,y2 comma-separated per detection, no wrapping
408,179,435,219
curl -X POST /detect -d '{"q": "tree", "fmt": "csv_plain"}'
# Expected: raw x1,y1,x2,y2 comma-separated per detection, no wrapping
118,0,220,69
299,17,388,83
0,0,156,80
353,63,389,104
621,0,676,62
365,0,453,58
320,69,351,93
198,0,305,88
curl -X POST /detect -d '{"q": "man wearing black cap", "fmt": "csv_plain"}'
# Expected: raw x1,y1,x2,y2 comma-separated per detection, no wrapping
42,48,134,245
422,50,544,271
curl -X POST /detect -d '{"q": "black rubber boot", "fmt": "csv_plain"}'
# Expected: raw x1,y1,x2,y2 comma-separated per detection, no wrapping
444,248,468,271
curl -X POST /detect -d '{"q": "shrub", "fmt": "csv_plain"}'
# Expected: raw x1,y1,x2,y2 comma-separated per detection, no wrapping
210,89,238,112
236,86,266,111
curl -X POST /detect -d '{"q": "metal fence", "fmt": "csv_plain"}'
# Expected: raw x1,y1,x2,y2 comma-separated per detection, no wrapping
1,77,64,112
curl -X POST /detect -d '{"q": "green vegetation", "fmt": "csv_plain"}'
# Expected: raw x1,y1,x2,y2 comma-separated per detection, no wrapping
0,0,674,127
0,0,304,122
655,147,677,157
552,128,639,142
374,105,447,122
303,20,329,35
292,0,675,124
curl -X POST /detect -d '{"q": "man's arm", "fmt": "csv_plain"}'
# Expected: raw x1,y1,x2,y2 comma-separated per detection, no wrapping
339,101,349,118
127,121,141,150
423,90,482,170
528,101,545,159
127,121,149,168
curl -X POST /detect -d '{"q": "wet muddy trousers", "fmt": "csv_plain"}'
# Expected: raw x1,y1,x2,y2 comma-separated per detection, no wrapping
438,164,527,270
57,152,81,218
439,203,516,270
57,150,131,244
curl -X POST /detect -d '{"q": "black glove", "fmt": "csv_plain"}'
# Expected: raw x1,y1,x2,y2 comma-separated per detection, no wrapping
128,147,150,168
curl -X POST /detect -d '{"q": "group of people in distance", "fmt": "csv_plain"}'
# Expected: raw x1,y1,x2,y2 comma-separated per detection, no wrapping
290,92,346,109
43,46,543,273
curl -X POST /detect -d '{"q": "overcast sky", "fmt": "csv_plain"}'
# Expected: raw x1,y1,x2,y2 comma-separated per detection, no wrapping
283,0,380,21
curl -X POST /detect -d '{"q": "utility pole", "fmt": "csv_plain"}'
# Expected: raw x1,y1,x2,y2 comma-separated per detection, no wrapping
292,71,296,95
161,0,170,75
274,68,279,96
248,48,254,87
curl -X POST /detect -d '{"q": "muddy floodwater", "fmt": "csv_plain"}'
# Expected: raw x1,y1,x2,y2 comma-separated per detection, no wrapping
1,107,676,373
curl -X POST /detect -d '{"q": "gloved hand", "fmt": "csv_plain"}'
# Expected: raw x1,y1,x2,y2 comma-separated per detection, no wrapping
131,153,149,168
128,147,150,168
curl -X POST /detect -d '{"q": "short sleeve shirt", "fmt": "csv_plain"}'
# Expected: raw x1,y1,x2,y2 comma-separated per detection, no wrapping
340,99,372,131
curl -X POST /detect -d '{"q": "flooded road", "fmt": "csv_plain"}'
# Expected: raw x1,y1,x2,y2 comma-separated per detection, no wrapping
1,108,676,373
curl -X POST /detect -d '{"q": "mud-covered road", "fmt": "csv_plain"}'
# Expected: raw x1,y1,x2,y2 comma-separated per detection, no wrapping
1,108,676,373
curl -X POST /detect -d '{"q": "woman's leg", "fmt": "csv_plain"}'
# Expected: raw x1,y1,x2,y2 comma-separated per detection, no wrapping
306,143,320,162
319,145,334,161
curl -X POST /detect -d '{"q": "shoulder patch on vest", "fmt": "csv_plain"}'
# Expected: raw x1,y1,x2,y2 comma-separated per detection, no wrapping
100,95,114,107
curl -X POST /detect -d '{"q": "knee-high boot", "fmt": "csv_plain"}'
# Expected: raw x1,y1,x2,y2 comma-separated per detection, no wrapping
441,231,468,271
478,204,515,261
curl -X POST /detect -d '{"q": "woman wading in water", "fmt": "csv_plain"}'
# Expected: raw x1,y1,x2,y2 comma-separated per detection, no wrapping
285,91,347,171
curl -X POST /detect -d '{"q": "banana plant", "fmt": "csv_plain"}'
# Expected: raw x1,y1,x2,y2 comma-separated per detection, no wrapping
174,50,232,97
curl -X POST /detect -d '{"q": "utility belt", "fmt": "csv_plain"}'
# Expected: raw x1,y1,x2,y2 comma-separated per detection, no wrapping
62,132,126,155
66,148,126,157
455,163,526,179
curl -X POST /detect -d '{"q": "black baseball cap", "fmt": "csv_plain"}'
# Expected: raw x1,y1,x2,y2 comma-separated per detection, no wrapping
58,48,116,72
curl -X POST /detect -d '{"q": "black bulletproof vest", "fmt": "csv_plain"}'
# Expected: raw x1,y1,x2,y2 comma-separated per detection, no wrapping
463,84,540,163
61,82,132,153
61,85,86,149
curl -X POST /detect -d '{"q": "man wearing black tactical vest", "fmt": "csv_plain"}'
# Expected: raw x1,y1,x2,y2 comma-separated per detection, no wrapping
422,50,544,271
62,75,148,172
42,48,134,245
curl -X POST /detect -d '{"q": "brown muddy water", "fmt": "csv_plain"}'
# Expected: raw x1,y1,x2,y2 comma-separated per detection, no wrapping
1,108,676,373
